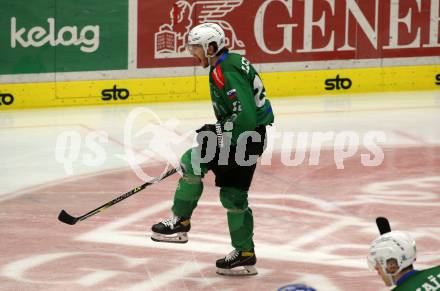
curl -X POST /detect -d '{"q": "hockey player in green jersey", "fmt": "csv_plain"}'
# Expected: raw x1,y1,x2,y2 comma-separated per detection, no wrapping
150,23,274,276
368,230,440,290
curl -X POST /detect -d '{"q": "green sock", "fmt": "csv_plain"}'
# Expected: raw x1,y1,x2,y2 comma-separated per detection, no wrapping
228,207,255,251
171,175,203,218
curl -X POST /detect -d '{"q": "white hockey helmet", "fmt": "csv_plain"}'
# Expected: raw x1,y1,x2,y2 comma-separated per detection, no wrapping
367,231,416,275
187,23,225,57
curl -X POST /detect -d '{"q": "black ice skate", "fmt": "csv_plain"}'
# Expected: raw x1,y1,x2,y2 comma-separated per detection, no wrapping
216,249,258,276
151,216,191,243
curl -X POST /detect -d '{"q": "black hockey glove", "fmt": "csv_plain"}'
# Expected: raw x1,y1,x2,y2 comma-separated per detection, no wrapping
196,122,225,147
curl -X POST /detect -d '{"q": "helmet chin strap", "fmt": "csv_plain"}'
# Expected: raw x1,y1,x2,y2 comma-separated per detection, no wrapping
204,45,217,67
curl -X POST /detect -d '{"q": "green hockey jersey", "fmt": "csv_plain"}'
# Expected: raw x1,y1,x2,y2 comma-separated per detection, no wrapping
209,52,274,144
392,265,440,291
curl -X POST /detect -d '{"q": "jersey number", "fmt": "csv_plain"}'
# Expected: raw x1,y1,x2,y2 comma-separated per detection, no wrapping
253,75,266,108
241,57,250,74
241,57,266,108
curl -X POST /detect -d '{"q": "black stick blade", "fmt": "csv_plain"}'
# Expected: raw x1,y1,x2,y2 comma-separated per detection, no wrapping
58,210,78,225
376,217,391,234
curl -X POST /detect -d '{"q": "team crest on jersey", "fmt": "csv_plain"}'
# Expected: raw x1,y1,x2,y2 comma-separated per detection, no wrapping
154,0,246,59
210,83,220,98
213,89,220,98
227,88,237,99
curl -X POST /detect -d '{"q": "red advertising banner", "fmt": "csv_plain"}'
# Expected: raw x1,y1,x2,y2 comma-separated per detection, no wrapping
138,0,440,68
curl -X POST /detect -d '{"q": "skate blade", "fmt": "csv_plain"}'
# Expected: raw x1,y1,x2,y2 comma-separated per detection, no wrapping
151,232,188,243
216,265,258,276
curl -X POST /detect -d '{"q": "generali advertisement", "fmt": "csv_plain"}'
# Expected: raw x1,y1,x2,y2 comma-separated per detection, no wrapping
138,0,440,69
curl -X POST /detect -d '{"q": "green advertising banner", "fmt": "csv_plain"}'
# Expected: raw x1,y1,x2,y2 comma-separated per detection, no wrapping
0,0,128,74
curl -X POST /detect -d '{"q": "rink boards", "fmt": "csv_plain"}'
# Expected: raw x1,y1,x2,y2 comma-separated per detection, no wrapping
0,63,439,110
1,0,440,110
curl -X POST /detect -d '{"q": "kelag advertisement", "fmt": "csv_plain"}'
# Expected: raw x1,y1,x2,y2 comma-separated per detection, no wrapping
0,0,128,74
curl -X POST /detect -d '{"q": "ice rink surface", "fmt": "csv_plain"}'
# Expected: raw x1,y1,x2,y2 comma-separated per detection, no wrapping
1,91,439,290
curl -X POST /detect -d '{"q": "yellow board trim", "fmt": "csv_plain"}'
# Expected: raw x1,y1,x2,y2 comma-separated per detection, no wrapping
0,64,439,110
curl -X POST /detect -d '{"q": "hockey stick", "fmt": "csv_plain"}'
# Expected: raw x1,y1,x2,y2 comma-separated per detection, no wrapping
376,217,391,234
58,167,179,225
